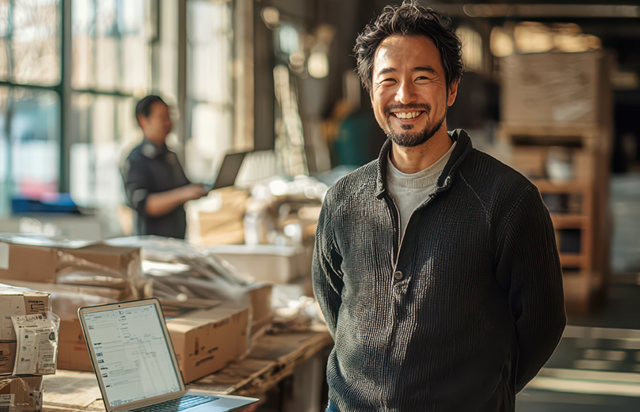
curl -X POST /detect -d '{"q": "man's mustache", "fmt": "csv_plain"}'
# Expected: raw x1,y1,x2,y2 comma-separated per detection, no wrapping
385,104,431,115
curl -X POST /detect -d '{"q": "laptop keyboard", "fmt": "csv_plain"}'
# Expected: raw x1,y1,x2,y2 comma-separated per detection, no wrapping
131,395,218,412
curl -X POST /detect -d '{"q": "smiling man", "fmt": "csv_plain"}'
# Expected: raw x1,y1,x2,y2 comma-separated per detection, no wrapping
312,2,566,411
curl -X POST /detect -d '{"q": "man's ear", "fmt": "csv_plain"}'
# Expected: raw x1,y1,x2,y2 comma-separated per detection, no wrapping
136,114,145,128
446,79,460,108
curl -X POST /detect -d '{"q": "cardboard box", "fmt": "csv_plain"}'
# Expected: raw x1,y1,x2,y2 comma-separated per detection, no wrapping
52,290,114,372
247,284,273,334
167,306,250,383
196,188,248,246
0,375,43,411
0,285,51,341
0,241,140,284
0,342,16,375
501,51,609,125
57,318,92,372
209,245,305,283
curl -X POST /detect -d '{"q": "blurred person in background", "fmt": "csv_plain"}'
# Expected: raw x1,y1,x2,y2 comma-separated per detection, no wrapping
312,2,566,411
121,95,207,239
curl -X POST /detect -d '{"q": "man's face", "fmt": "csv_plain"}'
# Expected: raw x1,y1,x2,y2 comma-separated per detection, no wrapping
140,102,172,141
370,34,458,147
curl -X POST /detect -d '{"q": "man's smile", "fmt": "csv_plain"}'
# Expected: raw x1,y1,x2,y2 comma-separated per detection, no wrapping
390,111,425,121
386,105,430,125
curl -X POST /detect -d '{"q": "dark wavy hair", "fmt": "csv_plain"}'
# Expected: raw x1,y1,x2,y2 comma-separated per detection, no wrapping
353,1,463,94
135,95,166,119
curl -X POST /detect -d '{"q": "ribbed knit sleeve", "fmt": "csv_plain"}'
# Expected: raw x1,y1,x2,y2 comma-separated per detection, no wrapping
312,193,344,339
494,185,566,392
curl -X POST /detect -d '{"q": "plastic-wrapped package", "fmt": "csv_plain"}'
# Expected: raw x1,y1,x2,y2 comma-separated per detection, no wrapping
0,280,122,302
54,246,145,300
11,312,59,375
55,269,131,295
0,375,43,411
0,234,92,249
0,234,145,300
106,236,250,286
50,291,115,321
106,236,255,305
106,236,274,338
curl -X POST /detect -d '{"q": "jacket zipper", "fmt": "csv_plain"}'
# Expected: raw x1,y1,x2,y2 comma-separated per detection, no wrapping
384,195,401,265
390,175,453,270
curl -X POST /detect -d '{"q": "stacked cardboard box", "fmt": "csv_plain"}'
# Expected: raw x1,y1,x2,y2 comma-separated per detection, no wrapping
498,51,613,314
0,285,51,411
0,238,145,372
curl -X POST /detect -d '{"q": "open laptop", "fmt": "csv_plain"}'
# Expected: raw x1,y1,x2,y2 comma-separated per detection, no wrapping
203,151,249,192
78,298,258,412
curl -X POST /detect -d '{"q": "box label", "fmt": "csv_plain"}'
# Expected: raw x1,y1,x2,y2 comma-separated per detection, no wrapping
0,394,14,407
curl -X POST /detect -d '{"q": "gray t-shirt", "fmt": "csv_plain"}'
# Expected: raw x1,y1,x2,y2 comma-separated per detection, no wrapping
386,142,456,240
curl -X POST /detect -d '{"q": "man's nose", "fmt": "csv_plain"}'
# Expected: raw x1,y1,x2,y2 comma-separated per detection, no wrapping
395,80,417,104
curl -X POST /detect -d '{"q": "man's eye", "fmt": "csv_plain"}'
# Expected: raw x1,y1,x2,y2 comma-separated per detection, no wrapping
416,76,431,81
381,78,395,83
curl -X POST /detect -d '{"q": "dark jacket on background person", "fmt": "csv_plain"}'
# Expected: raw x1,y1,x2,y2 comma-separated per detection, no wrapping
122,139,190,239
312,129,566,411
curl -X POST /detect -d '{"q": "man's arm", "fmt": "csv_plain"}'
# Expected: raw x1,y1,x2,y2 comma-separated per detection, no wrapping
495,185,566,392
311,196,344,338
122,157,206,218
145,185,207,217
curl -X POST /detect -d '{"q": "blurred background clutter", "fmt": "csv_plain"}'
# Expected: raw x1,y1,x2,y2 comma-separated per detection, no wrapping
0,0,636,411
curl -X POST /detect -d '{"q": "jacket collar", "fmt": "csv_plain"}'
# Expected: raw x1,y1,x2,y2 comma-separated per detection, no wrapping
141,139,169,159
375,129,473,199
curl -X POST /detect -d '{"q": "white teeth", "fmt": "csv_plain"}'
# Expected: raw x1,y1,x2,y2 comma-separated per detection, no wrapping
394,112,420,119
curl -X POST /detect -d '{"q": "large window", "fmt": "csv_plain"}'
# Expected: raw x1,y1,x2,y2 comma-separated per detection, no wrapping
69,0,157,210
0,0,61,214
185,0,233,183
71,0,151,93
0,0,236,236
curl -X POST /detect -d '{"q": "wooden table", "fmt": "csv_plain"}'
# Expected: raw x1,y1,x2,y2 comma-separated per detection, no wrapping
42,330,333,412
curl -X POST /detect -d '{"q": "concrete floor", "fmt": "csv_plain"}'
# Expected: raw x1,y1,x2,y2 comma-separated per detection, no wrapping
517,284,640,411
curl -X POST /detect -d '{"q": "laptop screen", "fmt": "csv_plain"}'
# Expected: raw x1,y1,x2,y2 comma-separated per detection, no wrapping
82,303,182,408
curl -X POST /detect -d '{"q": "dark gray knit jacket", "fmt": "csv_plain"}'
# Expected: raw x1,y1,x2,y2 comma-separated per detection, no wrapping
312,130,566,412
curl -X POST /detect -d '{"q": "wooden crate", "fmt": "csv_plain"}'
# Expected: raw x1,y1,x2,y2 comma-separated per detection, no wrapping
500,51,610,126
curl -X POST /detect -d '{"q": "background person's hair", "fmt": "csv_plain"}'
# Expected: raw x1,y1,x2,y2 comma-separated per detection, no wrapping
135,95,166,120
353,0,463,95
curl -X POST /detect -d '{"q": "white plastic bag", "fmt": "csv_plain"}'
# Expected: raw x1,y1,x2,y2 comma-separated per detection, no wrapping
11,312,59,375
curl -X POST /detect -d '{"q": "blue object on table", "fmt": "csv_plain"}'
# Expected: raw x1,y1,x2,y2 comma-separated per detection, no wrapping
11,193,80,214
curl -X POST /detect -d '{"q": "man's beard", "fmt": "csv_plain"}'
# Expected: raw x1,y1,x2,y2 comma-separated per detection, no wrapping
384,104,447,148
